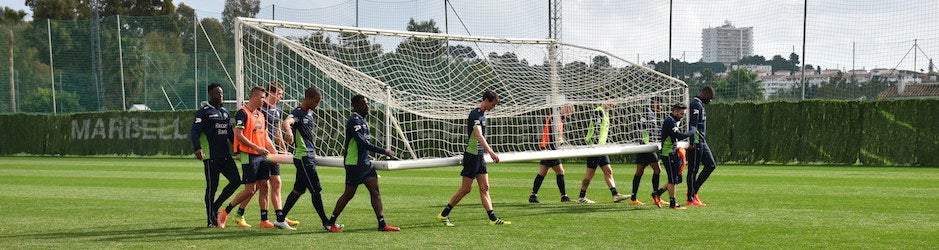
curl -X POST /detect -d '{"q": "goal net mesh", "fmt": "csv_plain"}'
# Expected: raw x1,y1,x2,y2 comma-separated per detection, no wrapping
236,18,687,169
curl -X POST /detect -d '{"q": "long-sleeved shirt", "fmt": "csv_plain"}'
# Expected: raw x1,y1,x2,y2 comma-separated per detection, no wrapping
689,96,707,143
343,112,386,166
660,113,696,155
189,103,233,160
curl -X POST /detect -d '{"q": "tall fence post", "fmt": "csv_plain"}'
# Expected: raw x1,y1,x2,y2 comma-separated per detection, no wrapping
8,28,15,113
48,19,56,113
117,15,127,111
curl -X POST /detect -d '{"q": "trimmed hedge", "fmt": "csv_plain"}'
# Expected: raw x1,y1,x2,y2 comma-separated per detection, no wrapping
707,99,938,165
0,99,936,165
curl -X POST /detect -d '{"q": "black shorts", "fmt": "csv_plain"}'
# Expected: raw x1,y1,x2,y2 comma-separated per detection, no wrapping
293,157,322,193
263,160,281,176
661,154,683,184
344,164,377,185
461,153,488,178
586,155,611,169
635,152,659,165
240,153,270,183
539,159,562,167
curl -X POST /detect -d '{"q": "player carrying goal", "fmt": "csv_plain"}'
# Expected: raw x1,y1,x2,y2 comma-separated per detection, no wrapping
578,95,631,204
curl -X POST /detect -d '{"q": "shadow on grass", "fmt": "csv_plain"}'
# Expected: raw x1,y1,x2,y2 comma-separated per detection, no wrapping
4,223,332,242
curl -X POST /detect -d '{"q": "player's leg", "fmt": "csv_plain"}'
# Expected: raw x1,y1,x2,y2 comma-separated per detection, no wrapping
691,143,716,205
686,146,701,203
221,155,260,228
551,164,570,202
477,173,510,225
600,162,629,202
203,160,220,227
630,155,647,204
327,166,364,232
530,163,550,203
364,174,398,231
298,159,329,228
214,158,241,214
439,153,481,225
282,159,307,218
579,160,598,203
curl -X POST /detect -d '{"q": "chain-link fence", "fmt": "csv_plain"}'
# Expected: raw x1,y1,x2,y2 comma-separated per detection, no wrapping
1,0,937,114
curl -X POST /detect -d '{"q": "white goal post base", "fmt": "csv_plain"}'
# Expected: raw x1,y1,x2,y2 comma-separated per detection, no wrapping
315,144,660,170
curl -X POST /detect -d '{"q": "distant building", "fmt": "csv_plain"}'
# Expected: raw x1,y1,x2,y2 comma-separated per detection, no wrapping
702,21,753,65
877,82,939,100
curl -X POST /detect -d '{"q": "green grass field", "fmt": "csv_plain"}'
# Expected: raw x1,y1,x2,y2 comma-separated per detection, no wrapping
0,156,937,249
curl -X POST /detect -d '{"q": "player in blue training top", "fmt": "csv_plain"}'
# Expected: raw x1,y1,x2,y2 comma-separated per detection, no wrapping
190,83,241,228
280,87,336,232
686,86,716,207
577,96,631,204
651,103,696,209
529,102,574,203
325,94,399,233
628,96,664,206
437,89,511,226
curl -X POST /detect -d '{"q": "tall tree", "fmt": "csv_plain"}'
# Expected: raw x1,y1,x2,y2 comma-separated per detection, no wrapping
222,0,260,35
720,68,763,101
0,7,28,24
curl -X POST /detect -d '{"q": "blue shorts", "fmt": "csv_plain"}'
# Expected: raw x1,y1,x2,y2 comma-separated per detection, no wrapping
293,156,322,193
344,164,377,185
461,153,488,178
539,159,562,167
661,154,682,184
586,155,611,169
240,153,270,183
635,152,659,165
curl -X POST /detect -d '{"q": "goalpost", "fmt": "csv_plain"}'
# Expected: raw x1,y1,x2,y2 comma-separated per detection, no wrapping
235,17,687,170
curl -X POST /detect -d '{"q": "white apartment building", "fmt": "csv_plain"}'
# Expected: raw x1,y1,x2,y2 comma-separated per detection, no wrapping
702,21,753,65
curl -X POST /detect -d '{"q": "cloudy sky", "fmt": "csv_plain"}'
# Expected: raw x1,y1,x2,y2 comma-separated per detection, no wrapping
3,0,938,71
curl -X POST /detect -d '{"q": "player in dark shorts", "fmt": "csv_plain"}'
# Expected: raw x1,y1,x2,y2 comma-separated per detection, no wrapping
651,103,696,209
686,86,716,207
437,90,511,226
629,96,664,206
190,83,241,228
217,86,281,228
281,87,336,231
578,99,630,204
324,94,399,233
529,102,574,203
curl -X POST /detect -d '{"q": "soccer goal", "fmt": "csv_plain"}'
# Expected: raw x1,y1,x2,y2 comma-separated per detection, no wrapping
235,17,687,170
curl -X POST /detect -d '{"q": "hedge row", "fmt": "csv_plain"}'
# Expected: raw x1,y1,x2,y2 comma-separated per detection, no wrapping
706,99,938,165
1,99,936,165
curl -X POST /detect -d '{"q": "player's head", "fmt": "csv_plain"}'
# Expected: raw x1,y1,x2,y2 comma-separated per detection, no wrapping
699,86,715,104
601,91,616,109
480,89,500,111
302,87,322,110
248,86,269,108
671,102,687,118
650,96,663,111
560,103,575,118
351,94,369,117
266,81,284,105
207,83,223,106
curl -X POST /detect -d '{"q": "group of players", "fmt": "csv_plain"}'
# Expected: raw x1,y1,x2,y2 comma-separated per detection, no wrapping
527,87,717,210
192,81,717,232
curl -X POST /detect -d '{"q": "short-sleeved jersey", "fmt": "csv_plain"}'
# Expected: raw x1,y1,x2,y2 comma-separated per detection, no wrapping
689,96,707,143
637,107,659,144
465,108,486,155
261,103,283,145
660,114,695,155
288,107,317,159
585,105,610,145
343,113,386,166
190,103,233,159
540,114,565,150
233,105,269,155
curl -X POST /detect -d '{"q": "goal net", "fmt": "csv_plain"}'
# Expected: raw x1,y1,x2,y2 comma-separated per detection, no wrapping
235,18,687,170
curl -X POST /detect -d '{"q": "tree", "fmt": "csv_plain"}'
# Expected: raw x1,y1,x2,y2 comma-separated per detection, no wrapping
769,55,795,72
397,18,443,60
719,68,763,101
0,7,28,24
222,0,260,36
591,55,610,69
788,52,799,66
26,0,91,21
20,87,82,112
738,55,766,65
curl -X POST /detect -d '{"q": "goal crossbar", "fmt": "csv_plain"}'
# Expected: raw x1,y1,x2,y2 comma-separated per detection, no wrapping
315,144,660,170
